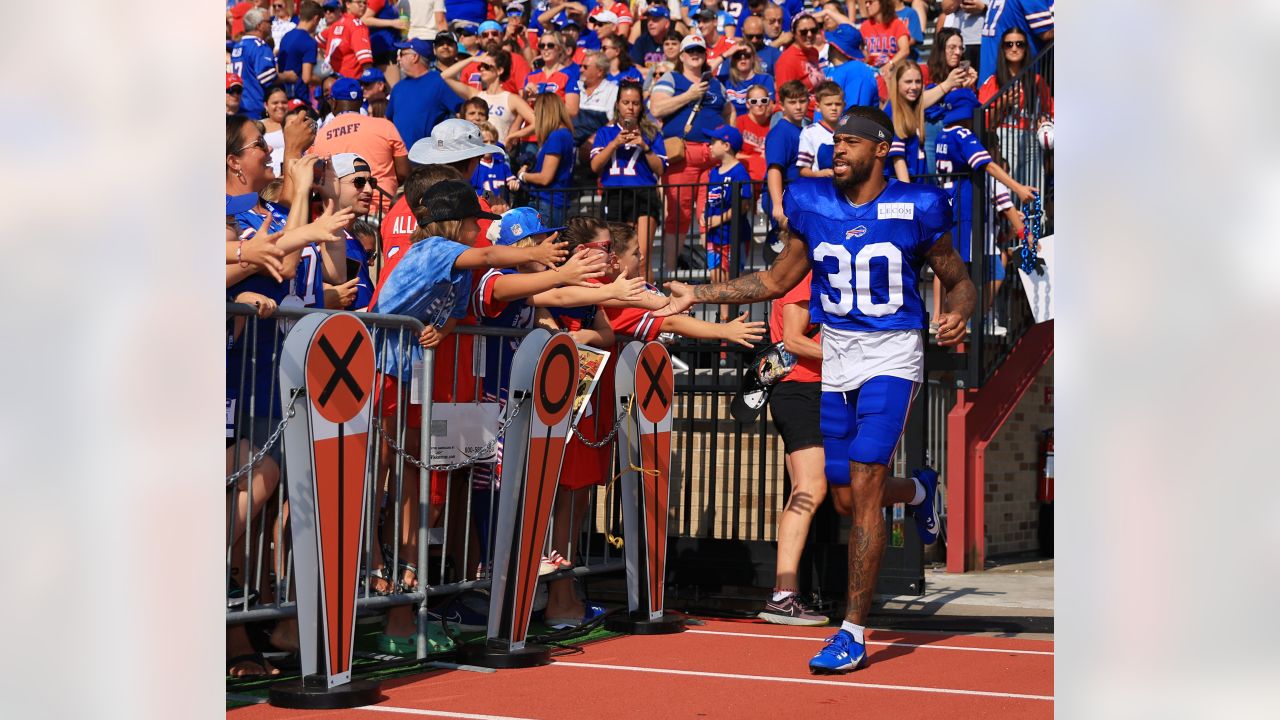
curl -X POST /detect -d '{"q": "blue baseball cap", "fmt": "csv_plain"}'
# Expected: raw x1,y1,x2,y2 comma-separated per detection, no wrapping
496,207,565,246
395,38,434,59
941,88,981,125
825,24,863,60
226,193,258,216
331,77,364,102
707,125,743,153
359,67,385,84
321,0,340,9
646,4,671,19
505,2,525,16
478,20,503,34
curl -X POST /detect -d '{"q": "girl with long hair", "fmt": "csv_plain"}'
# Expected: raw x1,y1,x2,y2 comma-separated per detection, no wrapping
978,26,1053,185
722,42,775,118
516,92,577,227
590,83,666,281
884,62,927,181
441,49,537,146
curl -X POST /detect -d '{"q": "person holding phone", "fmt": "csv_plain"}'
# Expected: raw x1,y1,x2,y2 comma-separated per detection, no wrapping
648,34,735,267
591,83,666,280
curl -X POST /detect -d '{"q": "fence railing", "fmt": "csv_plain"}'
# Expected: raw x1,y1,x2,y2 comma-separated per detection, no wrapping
969,42,1054,386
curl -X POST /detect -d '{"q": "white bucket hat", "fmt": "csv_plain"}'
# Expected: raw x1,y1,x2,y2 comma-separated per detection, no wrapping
407,119,505,165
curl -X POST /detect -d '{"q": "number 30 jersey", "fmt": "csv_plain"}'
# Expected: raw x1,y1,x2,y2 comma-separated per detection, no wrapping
783,177,953,332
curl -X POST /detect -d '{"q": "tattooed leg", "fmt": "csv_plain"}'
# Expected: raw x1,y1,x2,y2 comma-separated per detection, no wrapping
845,461,891,625
774,447,827,590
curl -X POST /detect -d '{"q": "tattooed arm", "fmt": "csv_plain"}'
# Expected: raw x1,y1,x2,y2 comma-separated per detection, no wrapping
926,232,977,347
652,229,813,317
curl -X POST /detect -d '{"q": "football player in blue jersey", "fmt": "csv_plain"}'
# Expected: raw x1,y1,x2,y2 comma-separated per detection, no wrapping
657,105,976,675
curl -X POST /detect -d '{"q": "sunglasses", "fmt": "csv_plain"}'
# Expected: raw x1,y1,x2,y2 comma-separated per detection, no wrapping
744,33,764,41
481,31,501,38
235,137,270,154
455,27,477,36
478,62,495,71
346,176,372,190
1004,40,1027,48
746,97,771,106
539,42,560,49
734,52,754,61
227,87,243,95
796,27,818,37
580,240,614,256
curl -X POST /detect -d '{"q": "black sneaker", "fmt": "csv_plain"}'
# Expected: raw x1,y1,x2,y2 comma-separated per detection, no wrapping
758,594,829,626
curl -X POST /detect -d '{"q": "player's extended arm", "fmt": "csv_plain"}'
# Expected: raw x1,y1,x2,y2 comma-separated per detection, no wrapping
780,303,823,361
926,232,976,347
655,228,812,316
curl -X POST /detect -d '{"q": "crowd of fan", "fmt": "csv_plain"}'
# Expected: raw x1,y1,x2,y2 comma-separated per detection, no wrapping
224,0,1053,679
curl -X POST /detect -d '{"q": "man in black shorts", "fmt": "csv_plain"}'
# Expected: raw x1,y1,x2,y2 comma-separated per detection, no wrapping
758,274,830,625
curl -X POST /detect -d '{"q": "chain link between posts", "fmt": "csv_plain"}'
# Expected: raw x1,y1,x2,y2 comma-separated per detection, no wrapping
226,387,304,487
570,394,635,448
376,397,528,472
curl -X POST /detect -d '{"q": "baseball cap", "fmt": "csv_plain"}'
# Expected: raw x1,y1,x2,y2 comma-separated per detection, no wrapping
679,35,707,53
359,67,386,84
321,0,340,9
450,19,479,34
591,10,619,24
395,38,433,58
330,153,371,178
505,1,525,15
286,98,309,112
331,77,363,102
226,72,244,91
418,180,502,223
707,125,743,153
408,118,506,165
941,88,981,125
496,207,565,246
556,17,582,30
825,24,863,60
645,4,671,18
226,192,258,215
693,7,717,22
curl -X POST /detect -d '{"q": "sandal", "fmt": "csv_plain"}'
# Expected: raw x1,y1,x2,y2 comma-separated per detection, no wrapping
538,551,573,576
227,652,280,679
363,567,393,596
398,563,418,592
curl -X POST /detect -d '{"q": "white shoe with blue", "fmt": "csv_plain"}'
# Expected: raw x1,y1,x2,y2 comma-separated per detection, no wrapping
808,630,867,674
910,467,940,545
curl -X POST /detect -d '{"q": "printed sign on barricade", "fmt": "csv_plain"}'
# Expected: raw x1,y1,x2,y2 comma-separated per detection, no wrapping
271,312,382,709
607,341,685,634
458,328,580,668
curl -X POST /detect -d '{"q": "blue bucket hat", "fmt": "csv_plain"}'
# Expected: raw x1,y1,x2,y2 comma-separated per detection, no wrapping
825,24,863,60
941,88,982,125
497,207,565,246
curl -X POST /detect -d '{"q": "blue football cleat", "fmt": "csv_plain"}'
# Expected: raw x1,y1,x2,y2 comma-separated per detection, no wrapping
910,467,940,545
808,630,867,674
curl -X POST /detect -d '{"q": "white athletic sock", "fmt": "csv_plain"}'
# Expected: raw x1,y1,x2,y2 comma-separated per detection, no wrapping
908,477,926,505
840,620,865,644
771,589,795,602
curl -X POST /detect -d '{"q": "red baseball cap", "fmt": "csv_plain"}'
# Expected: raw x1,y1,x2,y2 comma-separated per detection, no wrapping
287,98,308,112
226,72,244,91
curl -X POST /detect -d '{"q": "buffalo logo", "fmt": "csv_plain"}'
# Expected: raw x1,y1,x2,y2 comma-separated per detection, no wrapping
512,223,523,236
845,225,867,239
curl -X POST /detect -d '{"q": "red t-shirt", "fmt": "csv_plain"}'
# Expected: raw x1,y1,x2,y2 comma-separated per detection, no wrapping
704,35,736,66
325,14,374,78
775,44,823,119
605,285,667,341
859,18,909,68
457,54,532,95
736,114,770,184
768,273,821,384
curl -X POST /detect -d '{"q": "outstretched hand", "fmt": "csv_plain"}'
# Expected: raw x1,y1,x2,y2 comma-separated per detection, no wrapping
935,311,968,347
241,213,286,282
529,237,569,268
558,241,609,286
651,280,696,317
607,268,647,301
722,311,766,348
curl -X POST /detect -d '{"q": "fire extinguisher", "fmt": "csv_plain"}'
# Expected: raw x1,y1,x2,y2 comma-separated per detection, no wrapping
1037,428,1053,557
1037,428,1054,503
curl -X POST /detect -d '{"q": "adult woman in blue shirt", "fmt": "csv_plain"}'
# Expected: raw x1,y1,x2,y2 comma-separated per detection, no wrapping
517,92,577,227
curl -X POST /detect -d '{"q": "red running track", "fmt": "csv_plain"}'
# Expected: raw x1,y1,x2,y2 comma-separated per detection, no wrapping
230,619,1053,719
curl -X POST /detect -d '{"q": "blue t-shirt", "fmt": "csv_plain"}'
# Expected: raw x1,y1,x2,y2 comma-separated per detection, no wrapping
471,154,514,196
592,123,667,187
531,127,576,207
888,133,928,178
896,6,924,60
444,0,488,24
979,0,1054,83
705,162,753,246
345,236,374,311
723,73,775,117
371,237,472,380
761,117,803,216
387,71,464,149
934,125,992,262
473,267,535,399
231,36,278,118
653,72,727,144
369,0,401,58
630,33,667,67
606,66,645,85
755,45,782,76
277,28,318,102
826,60,880,110
783,177,952,332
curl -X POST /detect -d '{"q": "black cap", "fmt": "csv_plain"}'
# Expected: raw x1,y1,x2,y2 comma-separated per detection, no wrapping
694,7,717,21
417,180,502,223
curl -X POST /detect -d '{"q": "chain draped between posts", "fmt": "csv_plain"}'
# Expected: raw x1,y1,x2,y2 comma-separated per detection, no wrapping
570,394,635,448
376,397,528,472
1019,194,1044,275
226,387,304,486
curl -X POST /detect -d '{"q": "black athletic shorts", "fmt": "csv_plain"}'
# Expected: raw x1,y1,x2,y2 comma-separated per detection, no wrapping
602,186,662,223
768,381,823,454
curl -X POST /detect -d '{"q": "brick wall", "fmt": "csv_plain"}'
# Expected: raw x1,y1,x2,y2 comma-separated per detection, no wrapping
983,356,1054,557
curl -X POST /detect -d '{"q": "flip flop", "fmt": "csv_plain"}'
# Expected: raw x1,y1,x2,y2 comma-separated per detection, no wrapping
227,652,279,679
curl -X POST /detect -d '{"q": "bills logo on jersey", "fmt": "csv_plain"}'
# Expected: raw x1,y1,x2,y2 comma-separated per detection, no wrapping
877,202,914,220
846,225,867,239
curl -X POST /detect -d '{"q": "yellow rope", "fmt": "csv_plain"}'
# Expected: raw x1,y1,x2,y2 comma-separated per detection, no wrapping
602,394,662,549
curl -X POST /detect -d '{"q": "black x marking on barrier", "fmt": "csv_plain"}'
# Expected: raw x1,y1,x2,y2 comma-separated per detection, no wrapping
641,355,669,409
317,333,365,407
